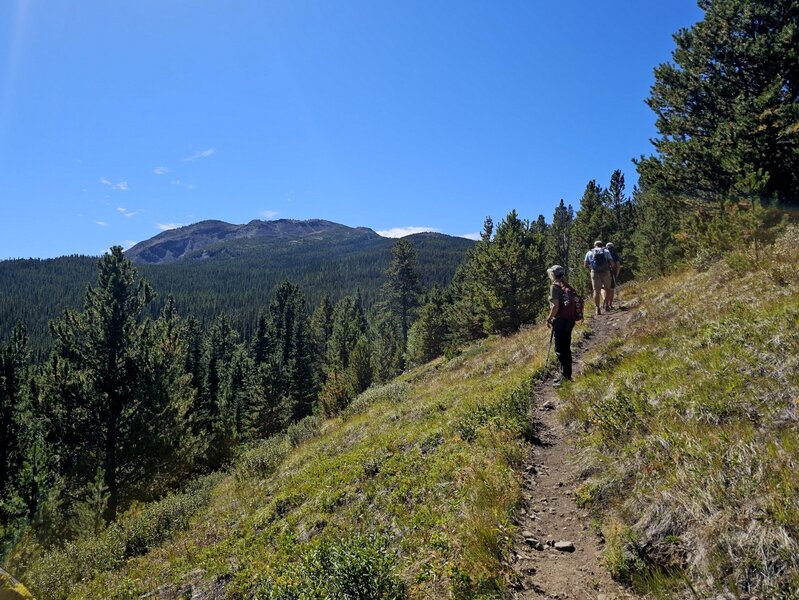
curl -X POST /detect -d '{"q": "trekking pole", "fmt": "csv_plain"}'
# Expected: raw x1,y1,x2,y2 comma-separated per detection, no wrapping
543,326,555,380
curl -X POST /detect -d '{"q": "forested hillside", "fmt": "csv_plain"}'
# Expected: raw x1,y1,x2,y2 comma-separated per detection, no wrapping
0,227,472,354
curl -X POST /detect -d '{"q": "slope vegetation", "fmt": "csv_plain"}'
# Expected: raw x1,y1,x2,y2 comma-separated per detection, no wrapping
562,226,799,598
8,228,797,599
14,321,555,599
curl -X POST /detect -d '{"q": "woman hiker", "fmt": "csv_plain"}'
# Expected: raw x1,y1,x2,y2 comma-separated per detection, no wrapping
545,264,575,386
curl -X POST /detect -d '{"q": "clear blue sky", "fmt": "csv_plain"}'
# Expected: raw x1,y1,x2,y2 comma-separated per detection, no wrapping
0,0,702,259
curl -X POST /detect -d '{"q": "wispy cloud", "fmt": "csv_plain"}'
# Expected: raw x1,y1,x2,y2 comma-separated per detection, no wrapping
259,210,279,219
170,179,197,190
154,166,169,175
157,223,186,232
376,226,441,238
460,232,481,241
100,177,129,191
122,240,137,250
183,148,215,162
95,221,108,227
117,207,142,218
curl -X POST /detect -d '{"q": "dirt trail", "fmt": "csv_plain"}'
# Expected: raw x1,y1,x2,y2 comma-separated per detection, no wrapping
511,300,640,600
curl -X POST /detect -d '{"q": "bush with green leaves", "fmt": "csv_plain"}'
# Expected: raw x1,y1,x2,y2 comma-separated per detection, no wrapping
455,377,536,444
23,473,221,599
257,534,406,599
341,382,410,418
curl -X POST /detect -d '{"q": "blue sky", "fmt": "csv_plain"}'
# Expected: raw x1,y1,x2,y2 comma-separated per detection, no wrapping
0,0,702,259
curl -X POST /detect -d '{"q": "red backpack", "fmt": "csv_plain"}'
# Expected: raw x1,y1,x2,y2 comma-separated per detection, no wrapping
558,282,583,322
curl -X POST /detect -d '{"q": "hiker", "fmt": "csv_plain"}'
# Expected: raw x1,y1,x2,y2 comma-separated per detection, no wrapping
583,240,615,315
605,242,621,310
546,265,578,385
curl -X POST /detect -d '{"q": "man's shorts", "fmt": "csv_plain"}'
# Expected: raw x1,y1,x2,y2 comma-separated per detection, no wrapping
591,270,612,292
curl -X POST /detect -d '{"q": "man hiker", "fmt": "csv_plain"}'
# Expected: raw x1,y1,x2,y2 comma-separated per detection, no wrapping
583,240,615,315
546,264,576,386
605,242,621,310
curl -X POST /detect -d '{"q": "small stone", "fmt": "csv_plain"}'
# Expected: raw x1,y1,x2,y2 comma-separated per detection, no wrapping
521,529,535,538
554,540,576,552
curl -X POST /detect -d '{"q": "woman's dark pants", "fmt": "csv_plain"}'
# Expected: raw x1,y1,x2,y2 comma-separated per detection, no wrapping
553,318,574,380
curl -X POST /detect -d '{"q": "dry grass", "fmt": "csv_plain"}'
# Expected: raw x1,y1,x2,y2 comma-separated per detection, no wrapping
562,226,799,598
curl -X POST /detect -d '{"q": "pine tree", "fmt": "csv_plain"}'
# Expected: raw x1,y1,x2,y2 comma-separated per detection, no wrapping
347,335,373,395
630,184,682,277
446,247,486,346
370,313,404,383
604,170,636,276
382,239,422,342
326,294,368,372
638,0,799,206
0,325,49,550
218,346,256,449
193,313,239,469
143,296,202,485
407,287,449,366
268,281,316,421
46,247,170,522
0,325,28,503
310,293,334,374
472,210,546,334
547,201,573,273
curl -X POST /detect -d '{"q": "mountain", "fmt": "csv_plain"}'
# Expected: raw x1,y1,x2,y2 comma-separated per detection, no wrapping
0,220,474,352
125,219,379,265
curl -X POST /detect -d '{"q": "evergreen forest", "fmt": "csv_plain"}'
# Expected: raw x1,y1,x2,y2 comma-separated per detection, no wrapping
1,0,798,597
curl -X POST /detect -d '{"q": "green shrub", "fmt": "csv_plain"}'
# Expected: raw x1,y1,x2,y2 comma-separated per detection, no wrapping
235,435,292,481
286,415,323,448
724,251,751,272
257,534,406,599
455,377,536,443
24,474,221,599
342,382,410,418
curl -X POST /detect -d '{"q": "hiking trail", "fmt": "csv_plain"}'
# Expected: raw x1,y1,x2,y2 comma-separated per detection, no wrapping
511,298,641,600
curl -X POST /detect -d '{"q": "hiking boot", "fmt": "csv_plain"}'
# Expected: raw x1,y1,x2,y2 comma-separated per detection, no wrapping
595,307,601,316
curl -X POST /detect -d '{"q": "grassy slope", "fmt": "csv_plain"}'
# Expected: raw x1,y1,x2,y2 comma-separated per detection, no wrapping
13,228,798,599
563,227,799,598
26,323,561,599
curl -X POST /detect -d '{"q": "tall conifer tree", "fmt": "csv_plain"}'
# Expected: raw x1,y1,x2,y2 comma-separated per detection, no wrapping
638,0,799,205
47,247,169,522
382,239,422,342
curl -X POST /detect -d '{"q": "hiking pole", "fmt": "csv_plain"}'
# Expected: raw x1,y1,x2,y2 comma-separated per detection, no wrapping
543,325,555,380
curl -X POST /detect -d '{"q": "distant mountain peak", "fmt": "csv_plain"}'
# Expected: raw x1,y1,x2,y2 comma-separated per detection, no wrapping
125,218,380,265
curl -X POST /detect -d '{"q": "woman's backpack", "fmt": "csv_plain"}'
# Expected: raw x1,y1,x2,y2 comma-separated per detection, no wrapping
559,283,583,322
